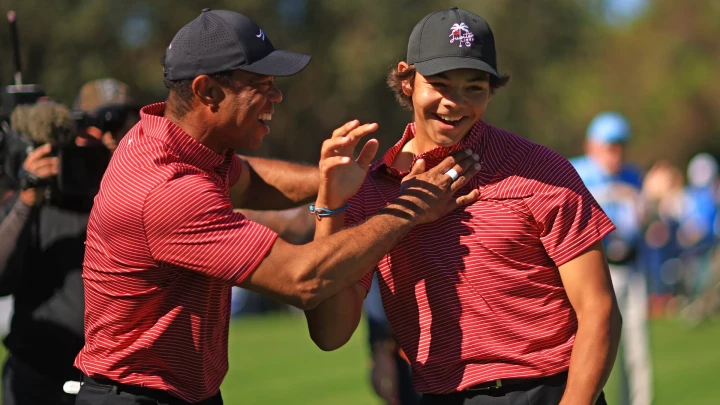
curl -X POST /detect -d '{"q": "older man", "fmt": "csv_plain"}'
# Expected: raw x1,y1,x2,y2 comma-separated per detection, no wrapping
73,9,480,405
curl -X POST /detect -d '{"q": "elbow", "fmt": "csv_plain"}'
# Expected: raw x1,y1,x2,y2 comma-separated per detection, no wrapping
292,279,326,311
610,302,623,337
310,332,349,352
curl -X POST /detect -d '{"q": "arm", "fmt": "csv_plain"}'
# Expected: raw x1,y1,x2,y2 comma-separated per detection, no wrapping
238,205,315,244
558,241,622,405
0,145,57,294
0,196,34,294
302,196,367,350
230,156,320,210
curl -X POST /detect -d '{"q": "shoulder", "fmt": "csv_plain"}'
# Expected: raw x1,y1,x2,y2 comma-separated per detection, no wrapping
514,141,577,183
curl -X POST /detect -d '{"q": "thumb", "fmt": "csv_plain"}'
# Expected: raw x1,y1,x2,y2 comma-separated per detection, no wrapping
406,158,426,179
356,139,379,168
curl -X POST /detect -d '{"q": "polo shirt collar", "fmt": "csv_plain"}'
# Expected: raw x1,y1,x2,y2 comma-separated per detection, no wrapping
140,102,232,172
372,120,488,177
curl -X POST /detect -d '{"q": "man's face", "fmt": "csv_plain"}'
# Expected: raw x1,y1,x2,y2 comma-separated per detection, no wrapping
215,70,283,150
587,140,625,175
403,65,491,148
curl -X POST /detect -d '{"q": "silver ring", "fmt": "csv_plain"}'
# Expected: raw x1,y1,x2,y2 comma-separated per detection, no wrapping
444,168,459,181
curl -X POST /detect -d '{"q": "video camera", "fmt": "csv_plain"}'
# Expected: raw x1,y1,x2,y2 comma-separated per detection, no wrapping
73,104,131,135
0,11,111,199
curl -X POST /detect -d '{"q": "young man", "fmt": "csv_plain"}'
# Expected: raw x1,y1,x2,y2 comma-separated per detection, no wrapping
307,8,622,405
74,8,480,405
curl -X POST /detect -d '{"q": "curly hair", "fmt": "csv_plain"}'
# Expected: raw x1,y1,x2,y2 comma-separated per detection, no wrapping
387,65,511,111
160,55,236,118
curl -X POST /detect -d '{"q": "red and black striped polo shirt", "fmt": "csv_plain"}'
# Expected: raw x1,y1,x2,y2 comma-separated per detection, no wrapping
75,103,278,402
350,121,615,394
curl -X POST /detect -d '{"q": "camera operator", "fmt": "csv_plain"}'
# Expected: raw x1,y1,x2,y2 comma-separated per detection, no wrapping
73,78,138,152
0,96,121,405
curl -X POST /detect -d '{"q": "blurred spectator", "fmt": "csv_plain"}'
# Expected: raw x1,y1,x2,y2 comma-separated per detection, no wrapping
0,78,135,405
676,153,720,321
570,111,652,405
640,161,684,317
73,78,139,151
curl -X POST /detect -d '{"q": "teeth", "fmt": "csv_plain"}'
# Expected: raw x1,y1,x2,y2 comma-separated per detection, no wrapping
258,113,272,121
438,115,462,122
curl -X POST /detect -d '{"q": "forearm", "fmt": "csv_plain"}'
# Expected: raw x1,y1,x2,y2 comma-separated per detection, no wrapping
0,198,33,285
248,200,416,310
304,285,364,351
302,203,414,304
561,306,622,405
240,156,320,209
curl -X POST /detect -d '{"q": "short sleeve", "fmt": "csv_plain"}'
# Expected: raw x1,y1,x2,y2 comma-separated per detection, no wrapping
144,173,278,284
522,147,616,267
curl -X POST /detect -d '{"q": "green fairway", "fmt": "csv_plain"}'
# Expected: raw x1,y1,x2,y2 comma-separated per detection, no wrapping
0,315,718,404
222,315,720,405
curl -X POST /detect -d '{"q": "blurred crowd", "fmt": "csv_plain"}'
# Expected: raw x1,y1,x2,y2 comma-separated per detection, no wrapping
641,153,720,321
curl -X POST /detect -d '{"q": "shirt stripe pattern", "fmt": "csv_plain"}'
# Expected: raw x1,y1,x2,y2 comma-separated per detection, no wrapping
75,103,278,402
349,121,615,394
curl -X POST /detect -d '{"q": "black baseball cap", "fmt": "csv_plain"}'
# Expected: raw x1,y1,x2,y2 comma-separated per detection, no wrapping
164,8,311,80
407,8,500,78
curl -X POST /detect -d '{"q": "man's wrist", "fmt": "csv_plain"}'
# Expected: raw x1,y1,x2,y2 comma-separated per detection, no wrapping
380,197,420,225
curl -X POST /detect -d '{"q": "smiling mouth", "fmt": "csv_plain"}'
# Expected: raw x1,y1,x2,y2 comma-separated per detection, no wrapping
434,113,466,126
258,113,272,125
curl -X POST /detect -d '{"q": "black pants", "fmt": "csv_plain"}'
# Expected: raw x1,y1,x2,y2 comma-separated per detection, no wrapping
2,355,77,405
75,375,223,405
420,375,607,405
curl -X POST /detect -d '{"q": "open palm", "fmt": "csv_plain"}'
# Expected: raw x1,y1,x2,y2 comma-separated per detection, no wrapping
317,120,380,208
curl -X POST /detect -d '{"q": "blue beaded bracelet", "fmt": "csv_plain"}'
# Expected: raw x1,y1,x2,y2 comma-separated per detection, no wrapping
309,203,350,220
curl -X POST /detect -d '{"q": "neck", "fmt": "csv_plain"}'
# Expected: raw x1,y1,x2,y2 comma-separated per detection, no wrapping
164,105,226,155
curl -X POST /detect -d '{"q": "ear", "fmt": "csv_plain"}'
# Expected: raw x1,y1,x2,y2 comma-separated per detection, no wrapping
191,75,222,108
398,61,414,97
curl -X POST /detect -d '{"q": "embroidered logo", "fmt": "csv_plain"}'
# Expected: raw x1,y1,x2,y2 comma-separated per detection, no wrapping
256,29,265,41
449,23,474,48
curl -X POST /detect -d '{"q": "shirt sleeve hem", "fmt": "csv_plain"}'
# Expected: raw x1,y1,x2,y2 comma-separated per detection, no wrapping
232,231,279,285
552,220,616,268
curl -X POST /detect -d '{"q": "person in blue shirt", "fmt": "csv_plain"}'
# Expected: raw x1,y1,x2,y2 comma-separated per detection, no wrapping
570,112,652,405
677,153,720,320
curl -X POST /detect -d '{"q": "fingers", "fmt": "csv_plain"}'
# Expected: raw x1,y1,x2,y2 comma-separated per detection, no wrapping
456,189,480,207
29,158,60,178
331,120,360,138
356,139,379,168
24,143,59,178
403,158,426,181
24,143,53,166
449,161,481,192
318,156,352,175
434,149,474,173
321,122,378,159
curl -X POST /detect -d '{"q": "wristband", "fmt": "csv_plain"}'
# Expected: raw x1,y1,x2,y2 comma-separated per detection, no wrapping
309,203,350,220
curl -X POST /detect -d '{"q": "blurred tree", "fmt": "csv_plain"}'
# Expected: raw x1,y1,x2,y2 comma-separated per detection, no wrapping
0,0,717,170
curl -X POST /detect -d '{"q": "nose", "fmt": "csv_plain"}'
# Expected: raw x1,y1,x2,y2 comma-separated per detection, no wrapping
269,83,283,104
441,86,463,109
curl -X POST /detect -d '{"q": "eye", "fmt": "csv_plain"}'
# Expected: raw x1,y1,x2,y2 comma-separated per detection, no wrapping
467,85,485,92
429,82,447,89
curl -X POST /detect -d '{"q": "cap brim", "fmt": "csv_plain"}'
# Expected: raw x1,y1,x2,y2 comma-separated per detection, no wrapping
414,57,500,78
239,50,311,77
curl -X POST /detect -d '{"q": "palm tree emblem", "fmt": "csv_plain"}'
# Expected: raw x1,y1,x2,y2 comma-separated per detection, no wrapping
449,23,474,47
